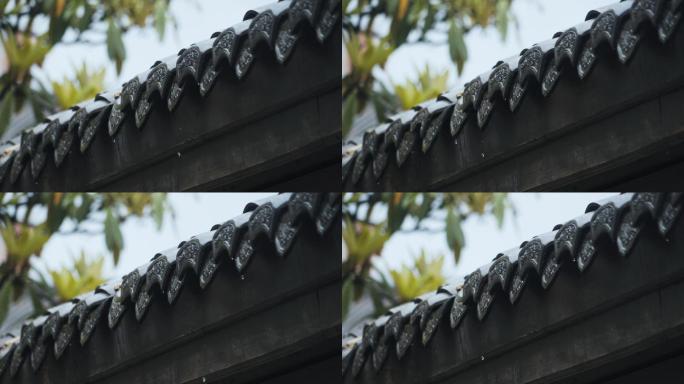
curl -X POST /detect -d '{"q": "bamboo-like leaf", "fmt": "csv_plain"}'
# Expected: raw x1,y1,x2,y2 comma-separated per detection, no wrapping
151,193,165,230
154,0,167,41
495,0,510,41
0,93,14,137
342,93,357,137
448,20,468,75
342,276,353,319
0,280,13,325
0,282,13,327
106,19,126,74
446,207,465,264
104,208,123,265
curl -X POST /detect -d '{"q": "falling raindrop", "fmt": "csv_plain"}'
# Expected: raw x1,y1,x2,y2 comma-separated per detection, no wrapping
481,355,485,361
202,377,206,383
240,274,246,281
177,152,181,158
481,152,485,158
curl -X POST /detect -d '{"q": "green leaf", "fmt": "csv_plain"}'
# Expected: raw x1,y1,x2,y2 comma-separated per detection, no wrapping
46,201,68,233
386,0,399,15
0,93,14,137
448,20,468,75
154,0,167,41
77,5,96,31
495,0,510,41
342,276,353,320
27,282,46,314
0,282,13,327
104,208,124,265
0,0,10,17
493,193,506,228
342,93,357,137
445,207,465,264
387,193,410,234
106,19,126,74
151,193,165,230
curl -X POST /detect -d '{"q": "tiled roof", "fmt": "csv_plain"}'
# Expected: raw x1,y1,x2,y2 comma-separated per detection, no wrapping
0,192,340,379
341,192,684,379
0,0,340,187
342,0,683,186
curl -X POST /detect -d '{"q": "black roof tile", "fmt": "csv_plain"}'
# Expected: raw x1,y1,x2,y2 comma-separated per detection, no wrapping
341,192,684,379
343,0,683,186
0,0,339,187
0,192,340,379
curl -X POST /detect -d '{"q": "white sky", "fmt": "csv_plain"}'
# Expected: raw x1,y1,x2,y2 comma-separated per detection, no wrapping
375,193,615,282
35,193,272,281
35,0,274,87
369,0,616,89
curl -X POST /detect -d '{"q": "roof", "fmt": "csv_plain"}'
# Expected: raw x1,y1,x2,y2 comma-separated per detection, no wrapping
0,192,340,380
0,0,341,191
341,192,684,380
342,0,684,190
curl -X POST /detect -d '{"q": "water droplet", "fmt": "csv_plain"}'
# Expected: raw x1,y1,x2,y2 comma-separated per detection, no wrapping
240,274,245,281
202,377,206,383
481,152,485,158
481,355,485,361
177,152,181,158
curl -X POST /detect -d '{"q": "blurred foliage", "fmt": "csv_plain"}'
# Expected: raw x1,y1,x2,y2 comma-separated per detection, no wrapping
393,65,450,110
389,250,445,302
0,193,172,326
342,193,513,320
342,0,515,135
51,62,105,109
0,0,175,135
49,251,105,301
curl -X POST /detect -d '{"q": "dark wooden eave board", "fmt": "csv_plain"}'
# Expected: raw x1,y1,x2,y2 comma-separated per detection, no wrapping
100,88,340,191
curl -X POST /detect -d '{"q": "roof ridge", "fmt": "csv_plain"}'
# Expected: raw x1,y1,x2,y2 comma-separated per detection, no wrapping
343,0,683,185
0,192,341,379
0,0,341,186
341,192,684,378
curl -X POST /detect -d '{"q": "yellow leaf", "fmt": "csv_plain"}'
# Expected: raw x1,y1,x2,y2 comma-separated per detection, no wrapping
397,0,409,19
54,0,65,16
